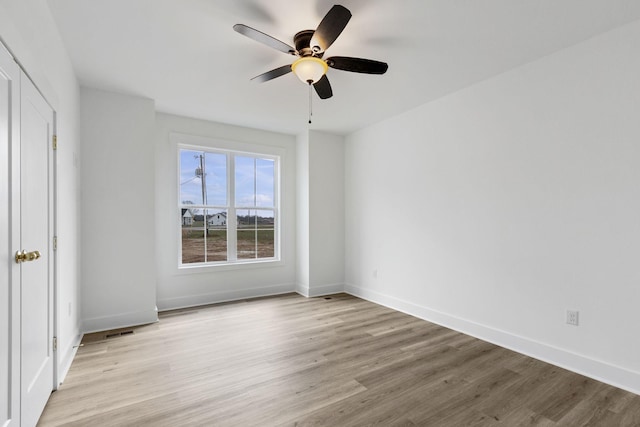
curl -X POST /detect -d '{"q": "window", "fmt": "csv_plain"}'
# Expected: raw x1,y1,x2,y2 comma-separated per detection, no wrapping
179,145,279,266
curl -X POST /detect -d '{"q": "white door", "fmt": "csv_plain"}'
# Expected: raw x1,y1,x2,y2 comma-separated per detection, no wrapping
0,43,21,427
19,73,55,426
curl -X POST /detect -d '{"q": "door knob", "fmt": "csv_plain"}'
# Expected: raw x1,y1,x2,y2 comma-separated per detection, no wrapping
15,250,41,264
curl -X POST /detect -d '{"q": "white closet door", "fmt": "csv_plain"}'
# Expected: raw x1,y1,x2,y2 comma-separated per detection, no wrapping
0,43,21,427
19,72,55,427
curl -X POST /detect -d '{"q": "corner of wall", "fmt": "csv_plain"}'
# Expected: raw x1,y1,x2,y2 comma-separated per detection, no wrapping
297,283,345,298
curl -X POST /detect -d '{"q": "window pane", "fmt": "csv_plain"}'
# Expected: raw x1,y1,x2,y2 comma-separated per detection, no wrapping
235,156,255,207
181,207,204,264
256,209,275,258
181,150,227,207
256,158,274,208
180,149,205,205
237,209,256,259
205,209,227,262
205,152,227,206
236,209,274,260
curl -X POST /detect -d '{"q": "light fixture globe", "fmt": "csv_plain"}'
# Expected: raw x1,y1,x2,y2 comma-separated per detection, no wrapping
291,57,328,84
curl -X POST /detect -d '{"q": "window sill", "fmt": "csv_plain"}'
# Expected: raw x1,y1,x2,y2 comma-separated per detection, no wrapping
176,258,284,275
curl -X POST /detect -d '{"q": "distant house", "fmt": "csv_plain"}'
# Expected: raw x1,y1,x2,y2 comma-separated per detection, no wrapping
181,209,193,226
208,212,227,226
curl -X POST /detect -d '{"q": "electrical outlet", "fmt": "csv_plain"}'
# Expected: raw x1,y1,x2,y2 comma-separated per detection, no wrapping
372,269,378,279
566,310,579,326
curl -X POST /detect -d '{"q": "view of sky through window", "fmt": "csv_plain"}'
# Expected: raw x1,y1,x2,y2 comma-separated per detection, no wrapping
180,150,274,212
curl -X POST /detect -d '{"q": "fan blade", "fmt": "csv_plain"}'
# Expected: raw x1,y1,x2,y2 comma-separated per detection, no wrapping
310,5,351,53
313,75,333,99
327,56,389,74
251,64,292,83
233,24,296,55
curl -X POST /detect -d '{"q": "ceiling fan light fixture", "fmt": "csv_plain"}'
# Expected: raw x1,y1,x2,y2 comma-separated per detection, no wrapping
291,57,328,84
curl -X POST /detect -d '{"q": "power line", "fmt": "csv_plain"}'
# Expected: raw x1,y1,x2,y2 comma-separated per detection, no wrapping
181,176,200,186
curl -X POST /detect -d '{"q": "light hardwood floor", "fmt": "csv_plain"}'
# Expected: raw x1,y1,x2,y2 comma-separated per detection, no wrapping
39,293,640,426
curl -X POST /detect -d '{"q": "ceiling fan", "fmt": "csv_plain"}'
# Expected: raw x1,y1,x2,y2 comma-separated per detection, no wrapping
233,4,389,100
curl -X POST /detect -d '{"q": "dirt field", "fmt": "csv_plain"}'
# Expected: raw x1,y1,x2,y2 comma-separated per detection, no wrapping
181,228,274,264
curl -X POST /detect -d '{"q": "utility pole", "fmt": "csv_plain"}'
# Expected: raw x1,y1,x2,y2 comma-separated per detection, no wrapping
195,154,207,235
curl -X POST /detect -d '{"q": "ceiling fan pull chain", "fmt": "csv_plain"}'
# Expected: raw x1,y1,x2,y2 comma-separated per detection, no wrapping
308,81,313,124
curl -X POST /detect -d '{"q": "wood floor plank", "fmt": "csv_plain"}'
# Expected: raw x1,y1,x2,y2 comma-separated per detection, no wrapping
38,293,640,426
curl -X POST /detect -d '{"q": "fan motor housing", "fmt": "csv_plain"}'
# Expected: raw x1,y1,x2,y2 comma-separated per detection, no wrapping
294,30,322,57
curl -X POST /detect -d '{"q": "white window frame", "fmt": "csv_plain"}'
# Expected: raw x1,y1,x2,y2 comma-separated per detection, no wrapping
175,134,281,269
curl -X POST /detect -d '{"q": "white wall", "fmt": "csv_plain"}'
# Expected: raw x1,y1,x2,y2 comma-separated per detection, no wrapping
296,132,310,292
155,113,297,310
296,131,345,297
0,0,82,383
344,20,640,394
80,88,157,332
308,131,345,295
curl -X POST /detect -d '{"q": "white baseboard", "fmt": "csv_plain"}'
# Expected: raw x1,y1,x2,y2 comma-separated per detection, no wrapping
82,307,159,334
157,283,296,311
56,330,83,388
345,283,640,396
296,282,344,298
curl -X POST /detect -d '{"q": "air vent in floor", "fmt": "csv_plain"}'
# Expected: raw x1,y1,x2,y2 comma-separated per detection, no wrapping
105,330,134,339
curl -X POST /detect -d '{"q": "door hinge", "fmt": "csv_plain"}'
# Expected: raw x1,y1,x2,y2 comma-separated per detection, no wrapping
53,337,58,352
53,236,58,251
52,135,57,150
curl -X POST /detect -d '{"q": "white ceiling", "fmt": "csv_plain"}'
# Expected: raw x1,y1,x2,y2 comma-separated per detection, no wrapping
47,0,640,135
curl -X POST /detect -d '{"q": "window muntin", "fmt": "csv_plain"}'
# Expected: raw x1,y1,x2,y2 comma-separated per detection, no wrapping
179,146,279,267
